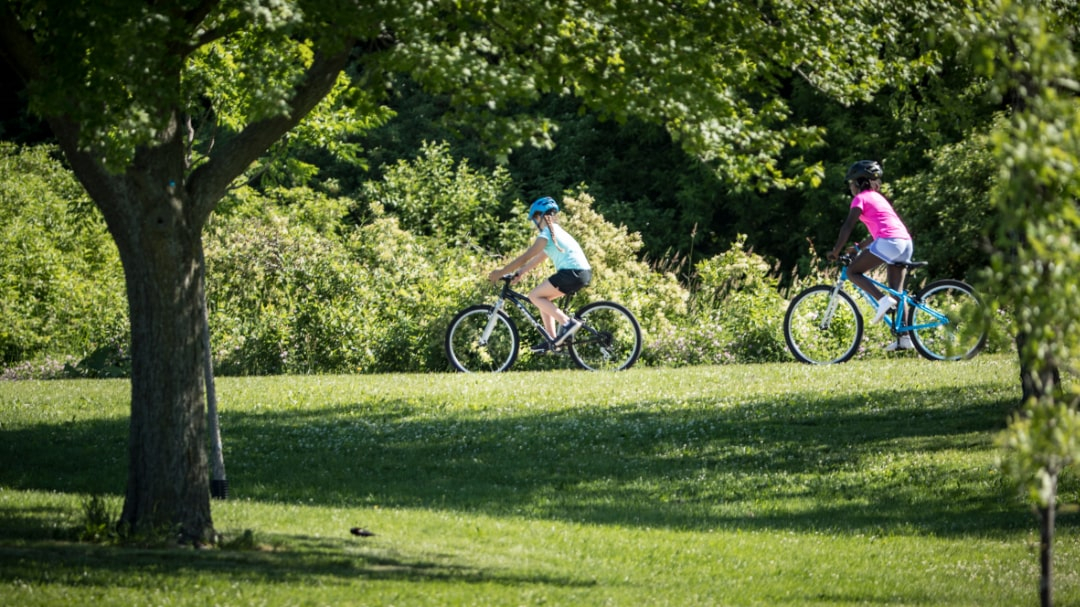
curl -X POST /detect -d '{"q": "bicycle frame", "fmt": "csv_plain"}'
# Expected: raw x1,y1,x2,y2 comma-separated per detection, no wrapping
483,277,572,348
834,264,952,334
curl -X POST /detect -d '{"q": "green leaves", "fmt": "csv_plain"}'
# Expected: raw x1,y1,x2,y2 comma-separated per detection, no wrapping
361,142,525,250
8,0,953,185
971,2,1080,380
0,144,127,364
999,397,1080,507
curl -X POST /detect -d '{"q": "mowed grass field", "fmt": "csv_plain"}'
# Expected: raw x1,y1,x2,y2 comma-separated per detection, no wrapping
1,354,1078,606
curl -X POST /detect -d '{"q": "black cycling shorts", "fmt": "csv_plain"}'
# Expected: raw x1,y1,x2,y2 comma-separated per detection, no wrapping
550,269,592,296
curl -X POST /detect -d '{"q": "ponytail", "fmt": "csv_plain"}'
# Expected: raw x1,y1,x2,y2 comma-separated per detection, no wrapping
543,212,565,253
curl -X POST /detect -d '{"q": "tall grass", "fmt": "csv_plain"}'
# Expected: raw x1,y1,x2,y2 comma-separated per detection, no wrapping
1,355,1076,605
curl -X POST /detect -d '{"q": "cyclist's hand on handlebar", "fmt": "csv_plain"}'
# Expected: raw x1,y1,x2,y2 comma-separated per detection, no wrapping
828,245,858,262
487,269,520,284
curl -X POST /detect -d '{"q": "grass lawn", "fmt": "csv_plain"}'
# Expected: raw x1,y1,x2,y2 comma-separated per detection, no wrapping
1,354,1077,605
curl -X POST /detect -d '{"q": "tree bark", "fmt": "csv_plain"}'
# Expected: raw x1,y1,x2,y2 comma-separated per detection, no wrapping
120,214,212,541
44,112,216,542
1039,477,1056,607
1017,331,1061,403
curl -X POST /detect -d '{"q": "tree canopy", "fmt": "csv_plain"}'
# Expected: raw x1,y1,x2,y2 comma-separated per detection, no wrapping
0,0,977,542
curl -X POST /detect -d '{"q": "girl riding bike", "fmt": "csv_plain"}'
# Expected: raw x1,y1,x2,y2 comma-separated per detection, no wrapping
827,160,915,351
487,196,592,352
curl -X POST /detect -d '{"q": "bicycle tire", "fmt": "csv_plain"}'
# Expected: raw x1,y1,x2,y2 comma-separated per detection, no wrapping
908,279,986,361
784,285,864,364
445,304,520,372
568,301,642,371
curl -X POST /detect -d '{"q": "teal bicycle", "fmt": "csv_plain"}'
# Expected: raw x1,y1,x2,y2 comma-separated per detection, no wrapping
783,253,987,364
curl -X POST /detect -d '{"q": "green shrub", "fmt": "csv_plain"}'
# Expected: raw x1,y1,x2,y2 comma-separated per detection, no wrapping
646,235,789,366
344,206,489,372
204,183,494,375
362,141,528,250
205,188,371,374
0,143,128,365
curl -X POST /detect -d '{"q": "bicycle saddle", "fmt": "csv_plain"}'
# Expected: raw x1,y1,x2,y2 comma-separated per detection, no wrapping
894,260,928,270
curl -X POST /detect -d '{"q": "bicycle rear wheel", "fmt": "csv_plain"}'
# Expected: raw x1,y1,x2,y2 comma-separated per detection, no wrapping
784,285,863,364
568,301,642,371
445,304,519,372
908,279,986,361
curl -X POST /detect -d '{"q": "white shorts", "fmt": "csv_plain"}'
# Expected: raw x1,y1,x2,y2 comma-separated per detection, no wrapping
868,238,914,264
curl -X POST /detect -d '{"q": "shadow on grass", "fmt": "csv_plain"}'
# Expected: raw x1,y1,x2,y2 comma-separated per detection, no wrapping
0,538,596,589
1,378,1039,542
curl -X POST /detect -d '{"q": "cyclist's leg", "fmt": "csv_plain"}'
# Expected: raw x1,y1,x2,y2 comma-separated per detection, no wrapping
886,264,908,293
848,250,886,301
529,280,569,338
883,239,913,292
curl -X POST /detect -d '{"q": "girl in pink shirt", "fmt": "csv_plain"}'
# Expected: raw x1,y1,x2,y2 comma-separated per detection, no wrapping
827,160,915,350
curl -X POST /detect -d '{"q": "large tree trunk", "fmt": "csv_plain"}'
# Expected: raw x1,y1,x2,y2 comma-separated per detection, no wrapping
31,40,354,545
112,168,214,542
45,114,216,542
120,231,211,541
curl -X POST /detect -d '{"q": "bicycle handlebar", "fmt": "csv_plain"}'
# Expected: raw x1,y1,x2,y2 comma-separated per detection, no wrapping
494,272,519,296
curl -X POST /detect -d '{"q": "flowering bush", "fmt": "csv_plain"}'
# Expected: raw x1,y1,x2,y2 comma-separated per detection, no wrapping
645,235,789,366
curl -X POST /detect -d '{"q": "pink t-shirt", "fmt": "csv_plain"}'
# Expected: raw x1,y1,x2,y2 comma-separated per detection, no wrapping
851,191,911,240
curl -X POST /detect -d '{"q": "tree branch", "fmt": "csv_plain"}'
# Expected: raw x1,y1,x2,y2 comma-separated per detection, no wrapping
175,0,232,57
187,39,355,222
0,6,131,230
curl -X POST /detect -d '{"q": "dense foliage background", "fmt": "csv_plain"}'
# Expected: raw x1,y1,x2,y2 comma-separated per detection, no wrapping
0,110,1004,377
0,21,1010,377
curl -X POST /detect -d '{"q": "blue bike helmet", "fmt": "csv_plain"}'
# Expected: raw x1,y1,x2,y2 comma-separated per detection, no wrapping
527,196,559,219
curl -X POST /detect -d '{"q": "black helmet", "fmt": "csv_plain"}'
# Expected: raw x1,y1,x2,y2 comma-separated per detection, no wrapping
845,160,883,182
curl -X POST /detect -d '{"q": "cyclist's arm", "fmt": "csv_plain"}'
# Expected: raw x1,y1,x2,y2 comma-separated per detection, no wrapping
828,207,862,259
517,249,548,275
489,237,548,281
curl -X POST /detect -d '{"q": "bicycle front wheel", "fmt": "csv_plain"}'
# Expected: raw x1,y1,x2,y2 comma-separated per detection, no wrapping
445,305,519,372
909,279,986,361
784,285,864,364
568,301,642,371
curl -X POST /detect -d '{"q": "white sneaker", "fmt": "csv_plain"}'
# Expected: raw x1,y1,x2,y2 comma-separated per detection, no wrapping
870,295,897,324
884,335,914,352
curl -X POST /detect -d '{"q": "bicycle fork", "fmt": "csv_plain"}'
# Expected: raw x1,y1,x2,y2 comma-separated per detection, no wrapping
479,298,506,345
820,282,845,329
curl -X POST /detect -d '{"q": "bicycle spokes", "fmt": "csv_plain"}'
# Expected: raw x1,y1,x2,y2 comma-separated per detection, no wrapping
445,305,519,372
908,280,986,361
568,302,641,371
784,285,863,364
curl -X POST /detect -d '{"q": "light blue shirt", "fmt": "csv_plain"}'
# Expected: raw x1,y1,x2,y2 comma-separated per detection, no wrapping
539,224,591,271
